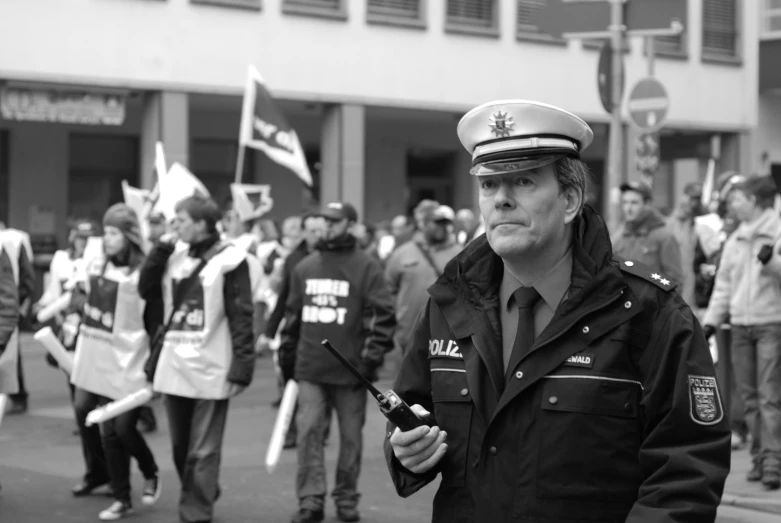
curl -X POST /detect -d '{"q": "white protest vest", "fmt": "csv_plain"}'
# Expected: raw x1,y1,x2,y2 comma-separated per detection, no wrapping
0,242,19,395
71,260,149,400
153,242,249,400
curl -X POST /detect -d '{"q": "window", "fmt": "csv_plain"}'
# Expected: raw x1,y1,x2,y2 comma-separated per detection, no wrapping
445,0,498,37
190,0,260,10
701,0,740,62
0,131,7,225
762,0,781,39
516,0,565,44
282,0,347,20
367,0,425,28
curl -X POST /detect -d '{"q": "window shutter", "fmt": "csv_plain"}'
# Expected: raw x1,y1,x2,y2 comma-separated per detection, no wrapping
286,0,340,9
702,0,738,57
447,0,495,28
516,0,544,33
368,0,419,19
654,33,684,54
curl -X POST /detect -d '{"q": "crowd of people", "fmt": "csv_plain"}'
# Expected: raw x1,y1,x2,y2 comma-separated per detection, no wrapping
0,99,778,522
0,191,481,522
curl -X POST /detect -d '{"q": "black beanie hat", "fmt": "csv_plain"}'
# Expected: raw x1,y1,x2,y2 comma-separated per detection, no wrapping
103,203,144,251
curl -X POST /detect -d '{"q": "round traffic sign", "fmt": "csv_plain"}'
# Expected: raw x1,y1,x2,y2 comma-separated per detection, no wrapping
627,77,669,133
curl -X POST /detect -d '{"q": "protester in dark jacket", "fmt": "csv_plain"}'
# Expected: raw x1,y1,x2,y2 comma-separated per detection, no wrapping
280,202,395,523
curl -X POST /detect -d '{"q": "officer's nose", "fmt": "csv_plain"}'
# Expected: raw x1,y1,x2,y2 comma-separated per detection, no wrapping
493,182,516,210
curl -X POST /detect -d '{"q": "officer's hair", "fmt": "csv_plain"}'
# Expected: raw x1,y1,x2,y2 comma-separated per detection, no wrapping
733,175,778,210
175,195,222,233
554,157,590,216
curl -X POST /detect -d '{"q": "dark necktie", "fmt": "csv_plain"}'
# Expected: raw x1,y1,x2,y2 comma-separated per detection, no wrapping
504,287,541,377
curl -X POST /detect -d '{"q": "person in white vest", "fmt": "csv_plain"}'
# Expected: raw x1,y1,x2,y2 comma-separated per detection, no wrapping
0,244,20,494
139,195,256,523
0,223,35,414
70,204,161,520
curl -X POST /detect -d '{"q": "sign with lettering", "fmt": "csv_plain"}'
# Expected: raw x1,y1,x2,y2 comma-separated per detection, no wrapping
0,87,126,126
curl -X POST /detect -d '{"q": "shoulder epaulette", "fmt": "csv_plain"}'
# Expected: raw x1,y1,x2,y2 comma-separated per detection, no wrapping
618,259,677,291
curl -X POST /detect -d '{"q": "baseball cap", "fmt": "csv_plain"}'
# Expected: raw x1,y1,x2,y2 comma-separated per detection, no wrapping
430,205,455,222
619,181,653,201
318,201,358,222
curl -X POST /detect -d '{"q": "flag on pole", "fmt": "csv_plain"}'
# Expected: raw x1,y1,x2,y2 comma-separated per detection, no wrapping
238,66,312,187
154,163,211,221
701,158,716,207
230,183,274,223
122,180,153,251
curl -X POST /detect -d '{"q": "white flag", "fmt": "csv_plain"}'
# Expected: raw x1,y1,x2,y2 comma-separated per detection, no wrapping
230,183,274,223
154,163,210,221
239,65,313,186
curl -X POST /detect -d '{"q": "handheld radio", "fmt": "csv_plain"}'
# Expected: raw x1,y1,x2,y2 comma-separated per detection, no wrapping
320,339,432,431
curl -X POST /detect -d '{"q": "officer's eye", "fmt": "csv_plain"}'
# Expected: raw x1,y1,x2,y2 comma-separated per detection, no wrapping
480,179,498,191
515,177,533,187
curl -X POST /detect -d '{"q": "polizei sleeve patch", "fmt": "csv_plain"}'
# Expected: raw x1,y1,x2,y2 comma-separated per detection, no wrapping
688,375,724,426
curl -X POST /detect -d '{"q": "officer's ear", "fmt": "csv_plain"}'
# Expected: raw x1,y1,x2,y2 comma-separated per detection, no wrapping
561,185,582,225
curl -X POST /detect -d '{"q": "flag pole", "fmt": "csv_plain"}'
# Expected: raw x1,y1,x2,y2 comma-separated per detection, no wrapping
235,145,246,184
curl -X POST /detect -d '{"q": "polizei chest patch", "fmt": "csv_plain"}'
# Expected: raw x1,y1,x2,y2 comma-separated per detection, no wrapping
563,353,594,369
688,375,724,426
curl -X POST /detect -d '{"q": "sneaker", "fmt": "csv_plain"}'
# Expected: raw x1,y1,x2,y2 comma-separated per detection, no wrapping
291,508,324,523
336,506,361,522
747,457,763,482
99,500,133,521
141,475,161,506
763,460,781,490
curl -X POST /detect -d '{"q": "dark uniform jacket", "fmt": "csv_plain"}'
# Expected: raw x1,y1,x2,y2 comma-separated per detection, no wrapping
384,206,730,523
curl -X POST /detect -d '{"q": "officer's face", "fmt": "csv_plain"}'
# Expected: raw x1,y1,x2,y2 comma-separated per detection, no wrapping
621,191,648,223
479,165,579,260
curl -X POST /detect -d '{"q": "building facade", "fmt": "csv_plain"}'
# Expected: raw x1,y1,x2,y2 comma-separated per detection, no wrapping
0,0,757,249
759,0,781,179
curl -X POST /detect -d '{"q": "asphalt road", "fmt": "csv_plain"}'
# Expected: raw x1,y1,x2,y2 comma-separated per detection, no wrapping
1,336,779,523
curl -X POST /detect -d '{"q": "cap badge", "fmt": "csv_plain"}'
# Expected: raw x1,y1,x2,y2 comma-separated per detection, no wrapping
489,111,514,138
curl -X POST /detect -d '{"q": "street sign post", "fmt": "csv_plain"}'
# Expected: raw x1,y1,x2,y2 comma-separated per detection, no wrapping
627,77,669,133
531,0,685,229
597,41,624,115
533,0,687,40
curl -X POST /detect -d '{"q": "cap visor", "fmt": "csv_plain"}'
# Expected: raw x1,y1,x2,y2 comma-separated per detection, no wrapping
470,156,559,176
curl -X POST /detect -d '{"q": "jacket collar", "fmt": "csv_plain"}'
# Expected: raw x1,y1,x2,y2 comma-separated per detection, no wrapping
736,209,780,241
428,206,629,403
622,208,666,237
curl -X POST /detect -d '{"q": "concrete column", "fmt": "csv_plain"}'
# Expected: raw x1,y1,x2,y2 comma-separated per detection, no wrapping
721,131,754,176
320,104,365,218
140,91,189,189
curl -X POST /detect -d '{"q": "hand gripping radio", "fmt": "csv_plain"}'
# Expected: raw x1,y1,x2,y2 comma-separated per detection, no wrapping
320,340,432,432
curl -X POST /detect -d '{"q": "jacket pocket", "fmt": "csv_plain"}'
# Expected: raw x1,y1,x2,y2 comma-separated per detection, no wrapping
536,376,642,501
431,361,473,487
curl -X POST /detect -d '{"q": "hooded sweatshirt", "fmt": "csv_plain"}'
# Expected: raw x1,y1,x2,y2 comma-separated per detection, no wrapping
704,208,781,327
613,209,684,288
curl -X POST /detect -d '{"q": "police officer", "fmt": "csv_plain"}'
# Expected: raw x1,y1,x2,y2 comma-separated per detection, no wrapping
384,100,730,522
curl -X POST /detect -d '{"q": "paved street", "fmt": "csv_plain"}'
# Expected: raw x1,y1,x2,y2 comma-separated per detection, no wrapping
1,334,780,522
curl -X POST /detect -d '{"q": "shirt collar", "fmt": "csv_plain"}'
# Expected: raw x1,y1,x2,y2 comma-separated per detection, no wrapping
500,248,573,312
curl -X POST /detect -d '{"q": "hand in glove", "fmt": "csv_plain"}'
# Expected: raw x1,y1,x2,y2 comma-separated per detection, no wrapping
758,244,773,265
